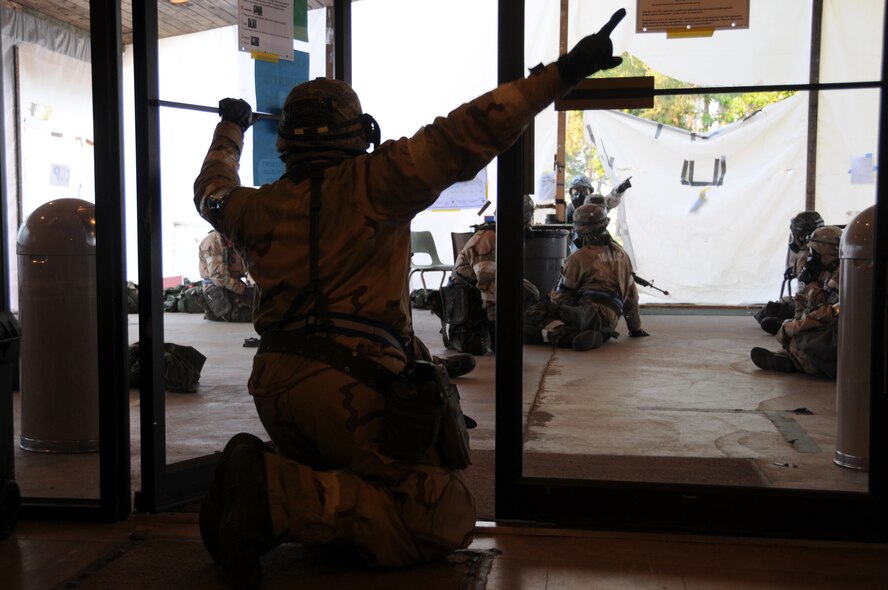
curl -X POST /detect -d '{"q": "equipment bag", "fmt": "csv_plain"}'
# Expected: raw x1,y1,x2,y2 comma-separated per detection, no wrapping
439,276,489,355
128,342,207,393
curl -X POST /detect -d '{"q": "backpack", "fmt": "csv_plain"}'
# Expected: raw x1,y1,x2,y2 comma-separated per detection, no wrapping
128,342,207,393
438,276,489,355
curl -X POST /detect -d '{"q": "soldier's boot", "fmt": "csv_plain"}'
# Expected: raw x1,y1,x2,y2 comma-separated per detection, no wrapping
218,444,277,590
200,433,272,563
750,347,796,373
572,330,604,351
435,353,477,378
760,317,783,335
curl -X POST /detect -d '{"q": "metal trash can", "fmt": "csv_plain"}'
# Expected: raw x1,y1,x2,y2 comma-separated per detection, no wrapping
525,226,569,297
16,198,98,453
835,205,875,470
0,310,21,539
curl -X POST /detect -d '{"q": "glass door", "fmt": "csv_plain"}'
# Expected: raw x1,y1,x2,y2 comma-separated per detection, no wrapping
495,0,886,539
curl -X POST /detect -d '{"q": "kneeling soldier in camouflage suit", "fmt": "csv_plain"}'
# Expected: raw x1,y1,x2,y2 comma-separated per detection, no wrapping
194,9,627,589
198,229,254,322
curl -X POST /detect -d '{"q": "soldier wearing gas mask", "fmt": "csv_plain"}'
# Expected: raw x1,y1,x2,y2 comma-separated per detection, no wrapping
754,211,825,334
751,225,842,378
525,203,648,351
193,8,628,588
445,195,539,354
564,174,630,256
564,174,630,223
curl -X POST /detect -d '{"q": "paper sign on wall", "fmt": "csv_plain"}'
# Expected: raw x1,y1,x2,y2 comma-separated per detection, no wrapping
239,0,295,61
637,0,750,34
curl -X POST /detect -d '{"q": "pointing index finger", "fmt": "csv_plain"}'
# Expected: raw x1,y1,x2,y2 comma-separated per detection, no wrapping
597,7,627,36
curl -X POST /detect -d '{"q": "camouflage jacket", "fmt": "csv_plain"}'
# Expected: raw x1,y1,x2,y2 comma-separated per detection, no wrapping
551,240,641,332
198,230,248,295
194,63,570,352
451,225,496,321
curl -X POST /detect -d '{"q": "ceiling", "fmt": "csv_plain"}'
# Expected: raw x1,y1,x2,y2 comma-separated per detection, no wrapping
6,0,337,45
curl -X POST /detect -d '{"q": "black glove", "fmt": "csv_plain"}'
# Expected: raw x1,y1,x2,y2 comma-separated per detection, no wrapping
219,98,253,131
783,267,794,280
617,178,632,193
629,328,650,338
556,8,626,85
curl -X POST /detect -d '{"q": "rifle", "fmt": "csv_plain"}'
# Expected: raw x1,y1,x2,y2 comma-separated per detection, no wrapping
632,273,670,296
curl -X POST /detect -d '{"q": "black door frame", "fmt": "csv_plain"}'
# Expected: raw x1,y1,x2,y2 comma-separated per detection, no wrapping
131,0,354,512
494,0,887,540
8,0,132,522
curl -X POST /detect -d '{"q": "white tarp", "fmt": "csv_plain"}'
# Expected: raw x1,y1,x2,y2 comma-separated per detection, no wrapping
585,95,810,305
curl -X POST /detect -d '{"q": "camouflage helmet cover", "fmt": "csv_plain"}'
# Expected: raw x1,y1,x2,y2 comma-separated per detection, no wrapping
276,78,374,154
568,174,594,194
790,211,825,243
573,203,608,232
807,225,842,267
585,193,606,207
523,194,535,227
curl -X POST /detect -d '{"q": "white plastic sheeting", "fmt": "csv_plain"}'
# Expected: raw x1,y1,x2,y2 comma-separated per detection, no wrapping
570,0,883,304
585,95,810,305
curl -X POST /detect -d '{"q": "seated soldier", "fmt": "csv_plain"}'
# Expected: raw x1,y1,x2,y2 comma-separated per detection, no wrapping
751,225,842,378
755,211,824,334
446,195,539,354
525,203,649,351
198,229,254,322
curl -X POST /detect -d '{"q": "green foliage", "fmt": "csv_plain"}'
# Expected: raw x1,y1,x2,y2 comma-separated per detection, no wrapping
564,52,795,181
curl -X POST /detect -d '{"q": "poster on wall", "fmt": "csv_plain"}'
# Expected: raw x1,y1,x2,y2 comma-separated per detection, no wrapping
239,0,295,60
253,52,310,185
636,0,749,34
430,169,488,210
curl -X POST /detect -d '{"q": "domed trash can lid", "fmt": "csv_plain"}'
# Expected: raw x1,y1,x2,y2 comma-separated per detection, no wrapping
16,198,96,256
840,205,875,261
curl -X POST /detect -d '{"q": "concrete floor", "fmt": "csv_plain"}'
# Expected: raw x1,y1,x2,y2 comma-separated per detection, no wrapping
5,306,885,590
10,306,867,500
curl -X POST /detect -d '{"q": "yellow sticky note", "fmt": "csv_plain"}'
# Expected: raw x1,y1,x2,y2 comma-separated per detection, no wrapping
251,51,280,63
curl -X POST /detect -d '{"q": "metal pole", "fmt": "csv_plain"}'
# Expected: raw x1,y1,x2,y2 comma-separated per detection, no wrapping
555,0,568,221
805,0,824,211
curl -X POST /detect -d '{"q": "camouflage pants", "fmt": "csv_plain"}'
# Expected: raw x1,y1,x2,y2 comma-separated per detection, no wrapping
249,337,476,567
201,283,252,322
523,300,618,346
776,305,838,378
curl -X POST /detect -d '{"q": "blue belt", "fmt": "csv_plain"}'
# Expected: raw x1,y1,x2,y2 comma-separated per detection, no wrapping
271,312,406,353
580,289,624,314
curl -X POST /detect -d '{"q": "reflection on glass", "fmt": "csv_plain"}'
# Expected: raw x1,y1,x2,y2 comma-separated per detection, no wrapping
11,42,99,500
521,0,878,494
151,106,266,467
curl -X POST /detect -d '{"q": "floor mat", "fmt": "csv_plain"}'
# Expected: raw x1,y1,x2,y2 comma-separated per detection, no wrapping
59,537,500,590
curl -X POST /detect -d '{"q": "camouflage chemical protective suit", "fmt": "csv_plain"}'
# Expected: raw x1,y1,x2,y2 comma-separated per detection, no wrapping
194,64,573,566
198,230,253,322
775,262,841,378
451,223,497,322
538,239,642,345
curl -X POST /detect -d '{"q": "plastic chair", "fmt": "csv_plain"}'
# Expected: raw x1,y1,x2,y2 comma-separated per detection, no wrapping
409,231,453,291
